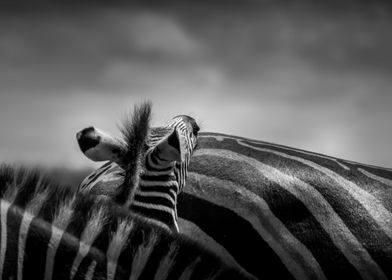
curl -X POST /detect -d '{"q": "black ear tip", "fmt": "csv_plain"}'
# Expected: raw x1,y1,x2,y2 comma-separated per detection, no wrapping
77,129,100,153
82,126,95,134
77,126,95,138
78,137,100,153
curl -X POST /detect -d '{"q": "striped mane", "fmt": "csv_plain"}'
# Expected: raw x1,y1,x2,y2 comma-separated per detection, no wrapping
114,102,151,206
0,164,254,280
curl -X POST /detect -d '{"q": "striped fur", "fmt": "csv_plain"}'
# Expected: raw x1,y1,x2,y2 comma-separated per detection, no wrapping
0,164,254,280
78,131,392,280
182,132,392,280
114,102,151,206
78,113,198,233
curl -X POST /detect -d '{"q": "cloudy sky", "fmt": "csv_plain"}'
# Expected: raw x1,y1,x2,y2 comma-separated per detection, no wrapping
1,1,392,169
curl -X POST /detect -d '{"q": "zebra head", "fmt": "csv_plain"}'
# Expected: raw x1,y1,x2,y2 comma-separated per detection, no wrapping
76,115,198,172
76,115,199,190
76,104,199,232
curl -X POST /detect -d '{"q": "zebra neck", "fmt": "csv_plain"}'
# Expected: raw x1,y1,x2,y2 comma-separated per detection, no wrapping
130,168,180,233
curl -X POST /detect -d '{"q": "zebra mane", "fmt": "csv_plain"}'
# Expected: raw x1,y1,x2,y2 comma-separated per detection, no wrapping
115,101,151,205
0,164,252,279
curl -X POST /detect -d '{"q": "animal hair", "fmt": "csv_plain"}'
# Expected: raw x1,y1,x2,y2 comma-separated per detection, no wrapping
0,164,254,280
115,101,152,206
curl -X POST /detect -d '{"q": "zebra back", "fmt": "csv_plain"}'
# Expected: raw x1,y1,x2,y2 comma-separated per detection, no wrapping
0,164,255,280
180,132,392,280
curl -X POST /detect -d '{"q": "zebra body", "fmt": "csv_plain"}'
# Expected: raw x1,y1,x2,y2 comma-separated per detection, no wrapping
77,112,198,233
183,132,392,280
0,165,254,280
78,131,392,280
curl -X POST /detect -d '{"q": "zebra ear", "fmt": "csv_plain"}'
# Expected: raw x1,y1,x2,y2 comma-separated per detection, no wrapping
153,129,183,163
76,127,125,164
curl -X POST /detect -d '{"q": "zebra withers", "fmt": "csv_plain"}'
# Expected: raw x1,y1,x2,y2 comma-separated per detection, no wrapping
76,103,199,233
76,130,392,280
0,164,255,280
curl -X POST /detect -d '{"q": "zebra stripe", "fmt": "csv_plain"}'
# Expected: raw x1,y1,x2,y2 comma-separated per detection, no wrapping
358,168,392,187
106,221,133,280
0,200,10,280
135,190,176,206
18,211,35,280
0,165,253,280
70,207,105,279
45,227,65,280
85,261,97,280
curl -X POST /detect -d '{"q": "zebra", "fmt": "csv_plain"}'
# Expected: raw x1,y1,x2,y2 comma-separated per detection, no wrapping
0,164,255,280
77,102,198,233
76,129,392,280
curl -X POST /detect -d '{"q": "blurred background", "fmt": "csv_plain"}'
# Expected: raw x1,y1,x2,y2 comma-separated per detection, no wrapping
1,0,392,183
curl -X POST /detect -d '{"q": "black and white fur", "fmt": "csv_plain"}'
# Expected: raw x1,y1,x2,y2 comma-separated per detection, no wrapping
78,129,392,280
77,103,199,233
0,163,255,280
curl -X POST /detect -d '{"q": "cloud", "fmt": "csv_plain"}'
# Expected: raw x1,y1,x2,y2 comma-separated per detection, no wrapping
0,9,205,94
1,2,392,96
123,13,202,58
